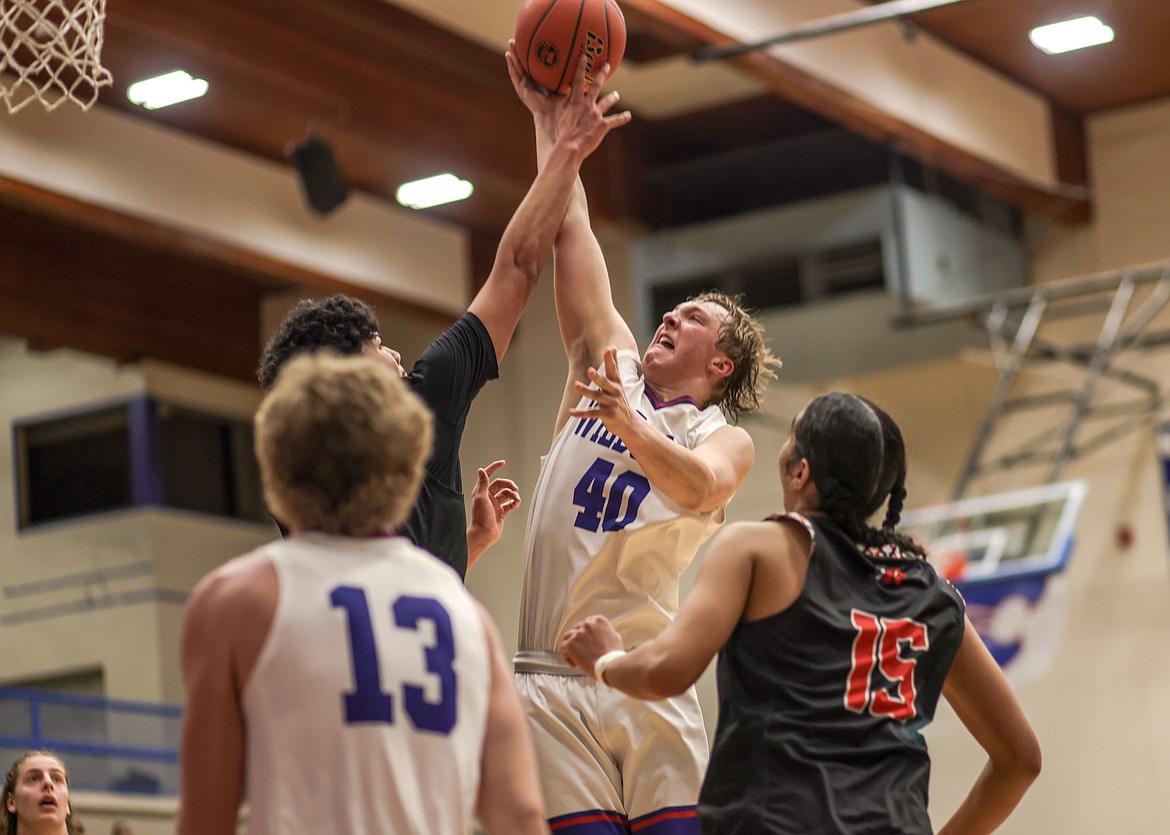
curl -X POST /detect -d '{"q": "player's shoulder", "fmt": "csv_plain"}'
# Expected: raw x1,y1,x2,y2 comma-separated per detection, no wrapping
758,511,817,550
705,421,751,443
182,547,279,659
189,546,277,617
433,310,494,356
711,517,797,563
695,421,753,458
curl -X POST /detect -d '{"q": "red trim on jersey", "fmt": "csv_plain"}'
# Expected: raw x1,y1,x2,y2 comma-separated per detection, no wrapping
645,385,701,410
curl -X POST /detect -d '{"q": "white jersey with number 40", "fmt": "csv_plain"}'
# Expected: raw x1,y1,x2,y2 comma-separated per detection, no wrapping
517,350,729,665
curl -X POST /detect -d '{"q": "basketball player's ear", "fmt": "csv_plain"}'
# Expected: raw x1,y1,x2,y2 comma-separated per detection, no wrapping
708,354,734,382
789,456,812,490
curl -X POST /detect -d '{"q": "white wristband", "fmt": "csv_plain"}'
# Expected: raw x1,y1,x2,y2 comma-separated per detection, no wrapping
593,649,627,685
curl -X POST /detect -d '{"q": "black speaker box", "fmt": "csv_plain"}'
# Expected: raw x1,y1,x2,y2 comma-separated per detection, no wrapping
288,136,349,215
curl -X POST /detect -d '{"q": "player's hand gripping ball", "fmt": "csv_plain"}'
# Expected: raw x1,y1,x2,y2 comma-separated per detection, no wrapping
514,0,627,94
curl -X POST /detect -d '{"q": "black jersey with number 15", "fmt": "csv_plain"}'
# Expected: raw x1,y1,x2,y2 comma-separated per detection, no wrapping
699,512,966,835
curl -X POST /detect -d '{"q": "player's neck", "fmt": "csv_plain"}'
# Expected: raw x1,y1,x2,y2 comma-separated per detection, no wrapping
644,370,714,409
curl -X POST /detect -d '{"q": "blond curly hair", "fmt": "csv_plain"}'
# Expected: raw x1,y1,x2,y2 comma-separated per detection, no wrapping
256,353,433,536
692,290,782,423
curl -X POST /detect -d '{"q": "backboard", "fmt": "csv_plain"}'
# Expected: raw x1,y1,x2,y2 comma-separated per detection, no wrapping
899,480,1088,681
899,480,1088,587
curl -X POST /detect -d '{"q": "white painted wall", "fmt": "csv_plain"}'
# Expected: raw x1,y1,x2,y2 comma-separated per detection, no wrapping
1030,97,1170,283
0,341,273,704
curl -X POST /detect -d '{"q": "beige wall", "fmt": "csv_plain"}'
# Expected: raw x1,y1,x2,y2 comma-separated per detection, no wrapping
0,342,273,703
1030,97,1170,282
70,793,179,835
0,103,468,311
955,97,1170,835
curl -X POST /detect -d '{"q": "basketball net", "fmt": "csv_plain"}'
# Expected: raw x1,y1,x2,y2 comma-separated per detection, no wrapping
0,0,113,113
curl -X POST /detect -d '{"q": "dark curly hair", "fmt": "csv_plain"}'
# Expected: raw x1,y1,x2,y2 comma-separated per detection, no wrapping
786,391,924,556
257,294,380,390
690,291,781,424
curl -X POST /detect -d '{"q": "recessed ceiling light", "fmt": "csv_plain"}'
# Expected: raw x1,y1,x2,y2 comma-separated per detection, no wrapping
1029,16,1114,55
127,70,209,110
395,173,474,210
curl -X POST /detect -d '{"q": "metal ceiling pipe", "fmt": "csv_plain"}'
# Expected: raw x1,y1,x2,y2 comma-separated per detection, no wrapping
694,0,978,61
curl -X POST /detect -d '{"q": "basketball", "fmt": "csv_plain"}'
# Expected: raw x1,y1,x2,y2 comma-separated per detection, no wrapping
514,0,627,95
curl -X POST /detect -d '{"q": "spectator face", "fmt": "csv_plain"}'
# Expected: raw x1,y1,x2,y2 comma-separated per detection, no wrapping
5,754,70,830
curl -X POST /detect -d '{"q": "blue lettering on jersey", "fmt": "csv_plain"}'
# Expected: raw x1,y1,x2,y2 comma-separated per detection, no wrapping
331,586,458,735
572,457,652,533
571,410,675,459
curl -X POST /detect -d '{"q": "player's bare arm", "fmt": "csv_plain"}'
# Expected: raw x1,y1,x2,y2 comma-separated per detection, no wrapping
472,603,551,835
551,180,637,367
560,520,807,698
470,46,630,362
937,618,1042,835
177,555,276,835
509,47,636,428
568,348,753,512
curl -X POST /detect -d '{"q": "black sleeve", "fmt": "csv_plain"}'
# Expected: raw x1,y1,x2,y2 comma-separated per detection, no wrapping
407,312,497,490
408,312,499,429
398,313,498,580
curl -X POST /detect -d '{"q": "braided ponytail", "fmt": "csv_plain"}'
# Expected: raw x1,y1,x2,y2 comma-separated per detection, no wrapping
883,483,907,531
817,477,871,544
860,397,924,556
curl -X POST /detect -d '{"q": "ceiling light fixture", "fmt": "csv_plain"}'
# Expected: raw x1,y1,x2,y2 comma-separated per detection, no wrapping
396,173,474,210
1028,16,1114,55
127,70,209,110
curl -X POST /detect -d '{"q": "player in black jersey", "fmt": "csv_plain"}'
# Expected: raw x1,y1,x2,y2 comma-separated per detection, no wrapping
561,391,1040,834
258,295,516,577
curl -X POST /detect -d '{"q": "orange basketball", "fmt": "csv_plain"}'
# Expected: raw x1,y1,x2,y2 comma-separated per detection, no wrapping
514,0,627,95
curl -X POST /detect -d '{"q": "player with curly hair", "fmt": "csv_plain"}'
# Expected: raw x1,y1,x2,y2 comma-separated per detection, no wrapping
257,51,630,579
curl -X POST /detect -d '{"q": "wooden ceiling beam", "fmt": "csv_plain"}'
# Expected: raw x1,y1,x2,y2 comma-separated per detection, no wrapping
0,174,456,380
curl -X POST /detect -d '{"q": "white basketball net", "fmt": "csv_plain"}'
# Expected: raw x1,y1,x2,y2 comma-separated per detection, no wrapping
0,0,113,113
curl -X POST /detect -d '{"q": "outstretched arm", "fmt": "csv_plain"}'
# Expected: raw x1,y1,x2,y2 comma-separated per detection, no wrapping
937,619,1042,835
559,520,804,698
511,52,637,437
467,46,631,363
473,602,550,834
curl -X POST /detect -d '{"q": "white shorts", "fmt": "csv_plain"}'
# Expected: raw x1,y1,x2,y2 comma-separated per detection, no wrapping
515,669,708,834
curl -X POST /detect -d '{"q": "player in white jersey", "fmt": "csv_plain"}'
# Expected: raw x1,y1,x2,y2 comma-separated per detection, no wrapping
177,353,549,835
509,62,782,834
517,349,730,656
